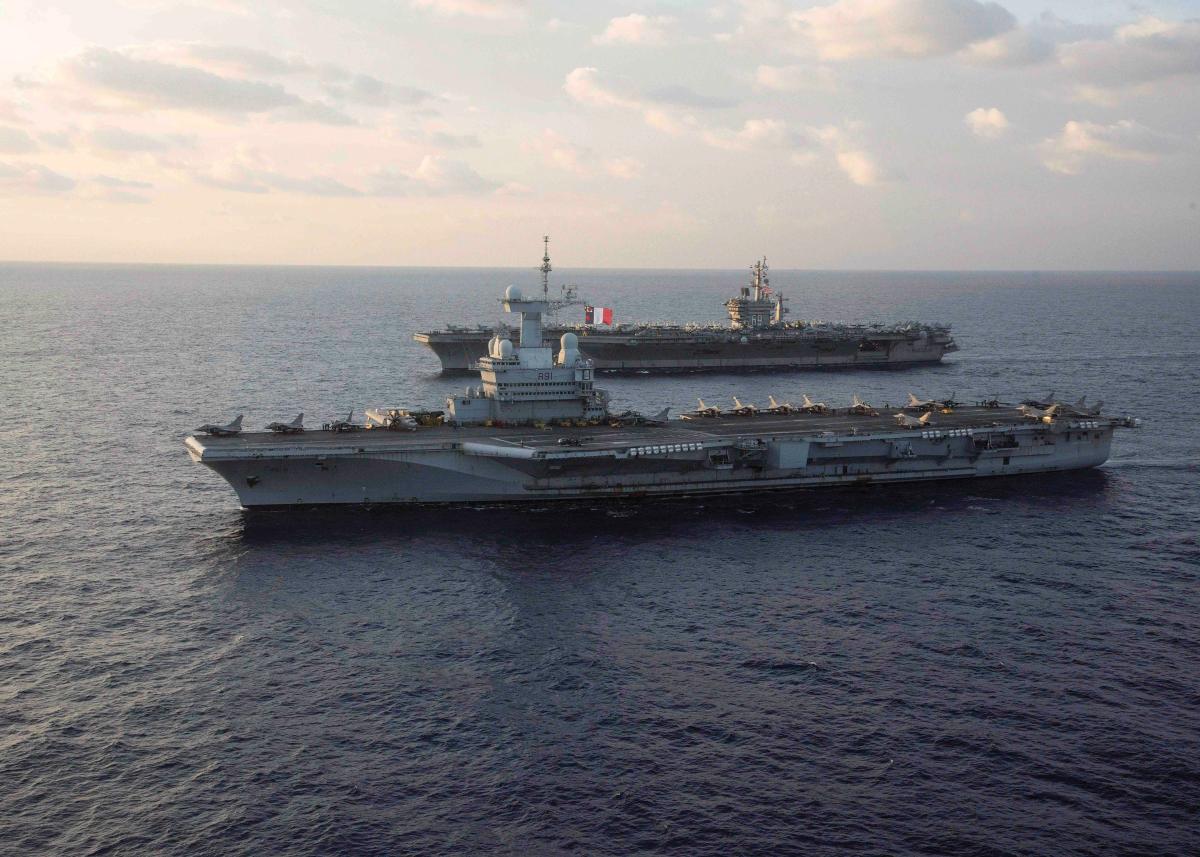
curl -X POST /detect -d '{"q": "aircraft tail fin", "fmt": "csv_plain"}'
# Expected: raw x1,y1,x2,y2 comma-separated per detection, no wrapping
768,395,779,409
230,415,243,430
293,413,304,427
919,412,932,425
908,393,921,407
802,394,814,407
651,407,670,422
697,398,706,410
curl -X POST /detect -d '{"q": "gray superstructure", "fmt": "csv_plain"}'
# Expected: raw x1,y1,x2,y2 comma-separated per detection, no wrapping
414,245,958,373
187,283,1133,509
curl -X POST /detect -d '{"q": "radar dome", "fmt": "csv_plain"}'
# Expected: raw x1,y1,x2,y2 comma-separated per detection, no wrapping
504,284,523,301
498,338,514,358
560,332,578,350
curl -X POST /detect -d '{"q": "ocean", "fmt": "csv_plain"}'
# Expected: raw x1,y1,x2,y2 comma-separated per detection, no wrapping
1,264,1197,855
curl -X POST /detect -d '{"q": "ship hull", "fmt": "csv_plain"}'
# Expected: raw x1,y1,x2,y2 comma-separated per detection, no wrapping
414,330,956,373
187,407,1115,509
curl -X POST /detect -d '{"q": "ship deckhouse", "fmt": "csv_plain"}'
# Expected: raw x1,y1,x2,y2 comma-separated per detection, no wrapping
445,284,609,425
725,258,788,329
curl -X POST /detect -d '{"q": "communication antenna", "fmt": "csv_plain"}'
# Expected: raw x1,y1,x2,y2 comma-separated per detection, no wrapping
540,234,552,299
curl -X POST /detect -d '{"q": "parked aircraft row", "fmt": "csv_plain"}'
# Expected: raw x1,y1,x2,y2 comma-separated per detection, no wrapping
194,410,368,436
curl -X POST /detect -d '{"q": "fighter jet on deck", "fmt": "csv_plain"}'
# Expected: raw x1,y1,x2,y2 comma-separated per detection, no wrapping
266,413,305,434
194,415,243,436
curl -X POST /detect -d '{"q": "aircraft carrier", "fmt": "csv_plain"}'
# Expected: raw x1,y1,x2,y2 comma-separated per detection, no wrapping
413,239,958,373
187,282,1134,509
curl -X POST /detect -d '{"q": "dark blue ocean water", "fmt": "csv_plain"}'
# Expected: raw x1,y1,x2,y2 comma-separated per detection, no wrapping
1,265,1198,856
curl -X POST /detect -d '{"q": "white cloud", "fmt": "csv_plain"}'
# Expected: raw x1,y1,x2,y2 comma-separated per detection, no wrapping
525,128,591,174
816,125,891,186
0,161,75,194
524,129,642,180
1059,17,1200,102
834,150,881,186
0,126,38,153
89,125,195,154
594,14,676,46
964,107,1008,138
962,28,1054,66
702,118,806,151
788,0,1015,60
754,64,836,92
370,155,499,196
563,67,693,134
63,47,354,124
1039,119,1178,175
410,0,528,19
604,156,644,179
563,67,640,111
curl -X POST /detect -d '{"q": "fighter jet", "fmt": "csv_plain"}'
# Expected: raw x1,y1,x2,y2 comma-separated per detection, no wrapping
1019,397,1103,422
905,393,959,412
327,410,363,432
266,413,304,434
848,395,879,416
894,411,934,429
610,408,670,427
731,397,759,416
766,396,797,415
1021,391,1057,409
194,415,243,436
800,394,831,415
682,399,722,420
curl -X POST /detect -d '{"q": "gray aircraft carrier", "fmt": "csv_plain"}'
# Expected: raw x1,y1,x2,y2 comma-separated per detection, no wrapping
414,240,957,373
187,281,1134,509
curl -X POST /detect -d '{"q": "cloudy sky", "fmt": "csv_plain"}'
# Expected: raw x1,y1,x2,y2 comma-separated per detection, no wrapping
1,0,1197,268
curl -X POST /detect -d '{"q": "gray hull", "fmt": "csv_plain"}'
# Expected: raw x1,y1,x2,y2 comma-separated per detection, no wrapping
415,329,956,373
187,407,1117,509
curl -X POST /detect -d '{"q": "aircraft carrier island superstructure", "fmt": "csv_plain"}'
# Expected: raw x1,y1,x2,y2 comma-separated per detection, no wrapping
187,282,1134,509
414,243,958,373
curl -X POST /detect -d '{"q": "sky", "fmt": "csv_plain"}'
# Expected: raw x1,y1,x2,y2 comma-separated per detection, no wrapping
0,0,1197,269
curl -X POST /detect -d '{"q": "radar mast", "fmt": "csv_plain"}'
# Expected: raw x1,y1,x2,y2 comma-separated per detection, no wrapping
540,234,552,300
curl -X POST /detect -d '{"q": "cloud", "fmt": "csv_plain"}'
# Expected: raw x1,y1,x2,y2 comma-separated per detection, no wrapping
1039,119,1178,175
563,67,641,111
594,14,675,46
1059,17,1200,103
185,43,311,77
0,161,76,194
604,156,644,179
964,107,1008,138
410,0,528,19
702,118,809,151
962,28,1054,66
788,0,1015,60
414,130,482,149
94,175,154,189
815,125,892,186
0,126,38,154
643,84,738,109
63,47,355,124
369,155,499,196
183,44,436,108
754,64,836,92
563,68,694,134
524,129,642,180
322,74,435,107
833,150,881,186
88,125,195,153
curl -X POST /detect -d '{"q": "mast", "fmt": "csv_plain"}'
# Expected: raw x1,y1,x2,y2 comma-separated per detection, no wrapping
540,234,552,300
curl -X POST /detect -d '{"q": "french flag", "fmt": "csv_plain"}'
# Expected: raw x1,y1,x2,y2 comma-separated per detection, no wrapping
585,305,613,325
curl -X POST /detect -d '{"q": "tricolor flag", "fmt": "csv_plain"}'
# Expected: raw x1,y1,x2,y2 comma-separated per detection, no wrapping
585,305,613,325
